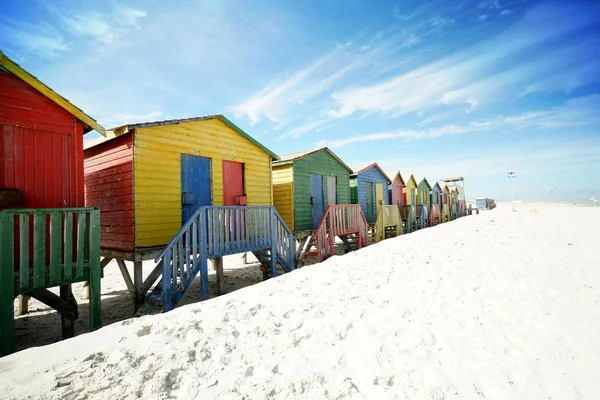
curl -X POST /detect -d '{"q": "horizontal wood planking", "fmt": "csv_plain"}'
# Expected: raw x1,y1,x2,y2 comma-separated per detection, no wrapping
404,176,418,205
84,133,134,250
272,164,294,230
292,149,350,231
0,72,78,135
350,165,390,223
134,118,273,247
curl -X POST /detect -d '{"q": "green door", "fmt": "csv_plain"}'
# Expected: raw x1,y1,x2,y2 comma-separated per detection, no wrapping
366,182,373,222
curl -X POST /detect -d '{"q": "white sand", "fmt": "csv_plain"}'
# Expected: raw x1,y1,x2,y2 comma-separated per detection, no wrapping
1,203,599,399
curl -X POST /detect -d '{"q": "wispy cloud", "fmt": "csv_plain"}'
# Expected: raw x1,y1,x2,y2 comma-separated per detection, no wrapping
500,9,514,16
318,94,600,148
104,111,163,127
328,3,600,120
277,118,331,140
0,20,70,58
59,5,147,45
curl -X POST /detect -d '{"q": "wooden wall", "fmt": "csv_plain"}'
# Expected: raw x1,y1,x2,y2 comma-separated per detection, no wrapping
405,176,418,206
351,166,390,223
418,180,431,206
292,150,350,232
84,134,134,250
391,175,405,207
134,118,272,248
0,70,84,210
272,164,294,231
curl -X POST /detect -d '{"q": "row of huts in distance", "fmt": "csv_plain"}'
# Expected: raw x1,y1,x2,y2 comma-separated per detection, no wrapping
0,52,468,354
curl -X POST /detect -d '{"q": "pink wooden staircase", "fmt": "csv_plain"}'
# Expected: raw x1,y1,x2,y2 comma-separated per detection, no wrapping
297,205,368,265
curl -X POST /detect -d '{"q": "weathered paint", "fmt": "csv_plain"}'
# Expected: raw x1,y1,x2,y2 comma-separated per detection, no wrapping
181,154,212,223
404,175,419,205
375,183,384,219
350,164,390,223
272,164,294,231
222,160,244,206
1,71,85,211
84,133,134,250
326,176,337,205
289,149,351,232
310,174,324,229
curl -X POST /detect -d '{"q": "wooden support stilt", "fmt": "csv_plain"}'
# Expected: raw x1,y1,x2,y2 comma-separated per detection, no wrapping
214,257,225,295
82,257,113,300
17,295,30,316
59,285,76,339
116,259,135,294
133,261,143,315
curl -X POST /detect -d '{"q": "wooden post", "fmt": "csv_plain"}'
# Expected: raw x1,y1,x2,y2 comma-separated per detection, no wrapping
17,295,30,316
133,261,143,315
242,252,248,264
214,257,224,295
59,285,76,339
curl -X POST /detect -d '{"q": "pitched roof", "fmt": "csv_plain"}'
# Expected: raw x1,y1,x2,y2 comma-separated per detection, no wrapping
349,162,391,182
432,181,442,190
389,170,406,185
273,147,352,172
84,114,279,160
0,50,105,135
416,176,431,188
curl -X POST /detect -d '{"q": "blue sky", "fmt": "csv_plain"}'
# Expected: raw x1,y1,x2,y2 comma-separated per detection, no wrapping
1,0,599,202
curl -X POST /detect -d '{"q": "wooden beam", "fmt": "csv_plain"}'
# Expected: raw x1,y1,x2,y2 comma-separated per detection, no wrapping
60,285,76,339
29,288,78,321
116,259,135,294
214,257,224,295
138,260,163,299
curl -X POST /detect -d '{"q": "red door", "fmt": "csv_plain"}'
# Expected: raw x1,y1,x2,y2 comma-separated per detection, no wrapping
222,161,244,205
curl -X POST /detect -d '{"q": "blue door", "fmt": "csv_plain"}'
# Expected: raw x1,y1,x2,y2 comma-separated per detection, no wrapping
181,154,212,224
310,174,324,229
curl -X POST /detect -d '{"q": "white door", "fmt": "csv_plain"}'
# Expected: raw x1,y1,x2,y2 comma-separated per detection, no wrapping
327,176,337,205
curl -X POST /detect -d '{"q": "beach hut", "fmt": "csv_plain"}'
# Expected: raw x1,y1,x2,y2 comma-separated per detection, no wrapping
271,148,366,264
389,171,406,216
84,115,295,313
272,148,352,233
350,163,392,224
416,177,431,229
440,183,450,222
403,174,419,233
430,182,442,226
0,51,104,355
450,187,459,220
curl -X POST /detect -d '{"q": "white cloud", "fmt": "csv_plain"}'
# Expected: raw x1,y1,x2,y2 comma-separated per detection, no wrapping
318,94,600,148
500,9,514,16
478,14,490,21
60,5,147,45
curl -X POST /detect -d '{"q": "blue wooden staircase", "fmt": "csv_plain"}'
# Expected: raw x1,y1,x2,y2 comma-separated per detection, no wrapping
138,206,294,314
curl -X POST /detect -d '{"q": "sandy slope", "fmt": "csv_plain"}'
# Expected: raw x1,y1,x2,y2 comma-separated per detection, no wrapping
1,204,599,399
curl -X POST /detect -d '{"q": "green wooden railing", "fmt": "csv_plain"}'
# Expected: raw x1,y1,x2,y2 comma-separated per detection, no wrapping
0,207,101,356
